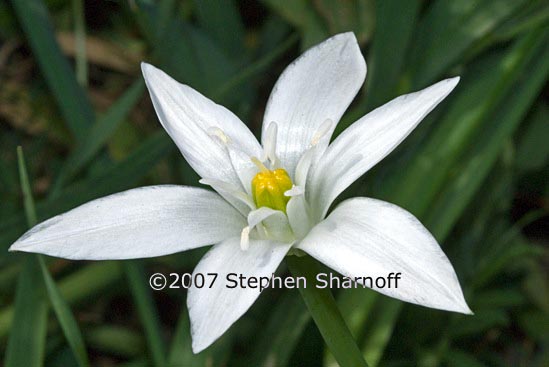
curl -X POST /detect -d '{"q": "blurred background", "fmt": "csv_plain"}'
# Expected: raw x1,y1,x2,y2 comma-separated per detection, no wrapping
0,0,547,366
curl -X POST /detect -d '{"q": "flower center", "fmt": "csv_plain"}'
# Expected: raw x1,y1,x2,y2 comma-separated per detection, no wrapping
251,158,293,213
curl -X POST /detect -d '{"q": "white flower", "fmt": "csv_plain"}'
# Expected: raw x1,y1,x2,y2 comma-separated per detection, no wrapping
10,33,471,353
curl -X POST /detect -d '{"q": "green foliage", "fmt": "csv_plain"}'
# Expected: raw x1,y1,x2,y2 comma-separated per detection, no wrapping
0,0,546,366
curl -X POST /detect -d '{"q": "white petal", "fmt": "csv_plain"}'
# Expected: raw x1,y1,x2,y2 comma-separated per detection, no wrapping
188,237,291,352
286,195,312,240
228,147,257,195
296,197,471,314
262,32,366,174
142,63,262,187
247,207,293,243
199,178,255,215
10,186,245,260
309,78,460,220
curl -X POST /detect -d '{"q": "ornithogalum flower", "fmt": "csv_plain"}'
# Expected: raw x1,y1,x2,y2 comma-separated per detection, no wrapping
10,33,471,353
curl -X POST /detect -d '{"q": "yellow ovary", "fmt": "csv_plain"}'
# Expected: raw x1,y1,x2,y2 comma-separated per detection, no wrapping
251,168,293,213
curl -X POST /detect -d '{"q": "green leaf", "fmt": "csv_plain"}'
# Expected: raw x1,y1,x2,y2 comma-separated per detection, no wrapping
449,310,509,338
167,307,232,367
445,349,487,367
84,326,146,358
167,310,198,367
364,0,420,110
409,0,529,87
3,256,48,367
0,261,122,339
515,103,549,171
71,0,87,86
4,147,48,367
9,0,94,143
388,29,546,217
425,30,549,238
38,256,90,367
262,0,329,49
124,260,166,367
335,29,547,366
286,255,369,367
246,290,310,367
192,0,245,59
50,79,146,194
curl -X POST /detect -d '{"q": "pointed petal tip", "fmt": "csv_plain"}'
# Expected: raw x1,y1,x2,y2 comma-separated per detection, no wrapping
458,302,474,315
448,293,473,315
331,31,359,44
140,62,159,79
191,339,207,354
140,61,150,74
8,239,27,253
438,76,460,95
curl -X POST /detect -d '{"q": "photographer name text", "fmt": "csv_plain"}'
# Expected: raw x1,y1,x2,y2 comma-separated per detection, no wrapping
149,272,402,292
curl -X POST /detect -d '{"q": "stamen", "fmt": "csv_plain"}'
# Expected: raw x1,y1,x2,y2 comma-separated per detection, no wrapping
251,157,269,173
199,178,255,209
285,185,304,197
311,119,333,146
240,226,250,251
207,126,231,145
263,122,278,164
294,147,315,187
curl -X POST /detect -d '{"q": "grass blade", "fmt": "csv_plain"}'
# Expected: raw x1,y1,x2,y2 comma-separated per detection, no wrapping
409,0,529,87
10,0,94,143
287,255,369,367
50,79,145,195
124,260,166,367
364,0,421,110
4,148,48,367
71,0,87,86
3,256,48,367
246,290,310,367
38,256,91,367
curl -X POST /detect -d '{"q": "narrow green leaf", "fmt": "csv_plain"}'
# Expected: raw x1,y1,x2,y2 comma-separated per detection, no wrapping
262,0,329,49
364,0,420,110
4,148,48,367
167,302,232,367
16,146,37,225
0,261,122,339
286,255,369,367
50,79,146,194
336,29,547,366
124,260,166,367
84,325,146,358
38,256,90,367
246,290,310,367
445,349,487,367
425,31,549,238
192,0,245,59
388,29,545,216
167,310,197,367
71,0,87,86
409,0,529,87
213,34,299,100
515,103,549,171
10,0,94,142
3,256,48,367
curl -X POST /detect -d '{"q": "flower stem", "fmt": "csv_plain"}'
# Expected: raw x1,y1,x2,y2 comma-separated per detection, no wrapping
286,255,369,367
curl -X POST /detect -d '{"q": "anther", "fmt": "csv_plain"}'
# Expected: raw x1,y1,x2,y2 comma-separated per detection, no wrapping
311,119,333,146
207,126,230,144
251,157,269,173
240,226,250,251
